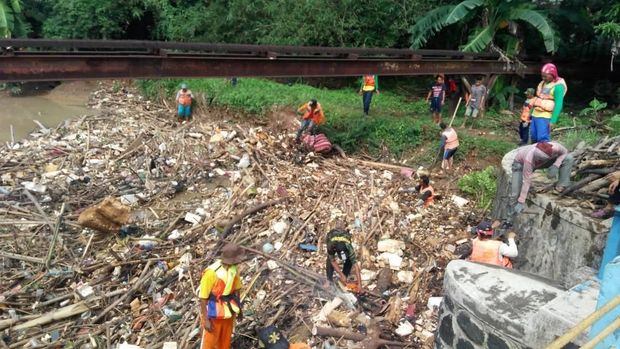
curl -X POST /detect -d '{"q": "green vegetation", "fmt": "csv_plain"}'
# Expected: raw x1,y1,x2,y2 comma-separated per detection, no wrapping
410,0,557,54
139,78,431,155
458,166,497,209
0,0,28,37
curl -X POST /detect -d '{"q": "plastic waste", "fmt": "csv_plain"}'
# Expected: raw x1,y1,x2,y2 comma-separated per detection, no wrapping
119,225,143,238
22,181,47,193
298,243,317,252
262,242,274,254
237,154,250,169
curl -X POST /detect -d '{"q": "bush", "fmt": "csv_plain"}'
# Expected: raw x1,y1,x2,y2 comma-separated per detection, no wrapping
458,166,497,209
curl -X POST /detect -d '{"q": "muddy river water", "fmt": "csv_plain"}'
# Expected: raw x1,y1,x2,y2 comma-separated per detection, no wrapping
0,82,94,142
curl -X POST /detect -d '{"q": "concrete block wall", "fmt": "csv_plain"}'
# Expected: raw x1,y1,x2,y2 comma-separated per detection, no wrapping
434,260,599,349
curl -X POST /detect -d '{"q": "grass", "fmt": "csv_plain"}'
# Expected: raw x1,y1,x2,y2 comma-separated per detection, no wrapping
139,78,436,155
138,78,595,160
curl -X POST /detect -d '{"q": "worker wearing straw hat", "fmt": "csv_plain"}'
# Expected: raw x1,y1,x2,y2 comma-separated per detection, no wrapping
199,243,245,349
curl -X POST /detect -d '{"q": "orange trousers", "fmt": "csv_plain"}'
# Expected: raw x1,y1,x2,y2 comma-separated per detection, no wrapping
200,318,234,349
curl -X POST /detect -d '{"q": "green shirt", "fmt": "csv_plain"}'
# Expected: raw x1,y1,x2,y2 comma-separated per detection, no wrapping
550,83,565,124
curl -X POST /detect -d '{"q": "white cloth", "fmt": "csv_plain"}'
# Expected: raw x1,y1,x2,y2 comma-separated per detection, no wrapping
498,238,518,258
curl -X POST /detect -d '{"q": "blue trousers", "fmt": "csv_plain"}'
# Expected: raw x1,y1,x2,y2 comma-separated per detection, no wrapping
362,92,373,115
519,121,530,145
177,104,192,118
530,117,550,143
296,119,315,140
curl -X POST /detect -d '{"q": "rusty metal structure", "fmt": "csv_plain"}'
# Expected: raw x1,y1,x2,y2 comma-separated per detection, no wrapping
0,39,538,82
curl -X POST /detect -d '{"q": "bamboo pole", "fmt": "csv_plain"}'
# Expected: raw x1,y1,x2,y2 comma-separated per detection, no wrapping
580,316,620,349
544,294,620,349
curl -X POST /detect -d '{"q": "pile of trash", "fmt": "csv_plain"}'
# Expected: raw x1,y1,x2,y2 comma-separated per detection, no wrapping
558,136,620,208
0,86,479,349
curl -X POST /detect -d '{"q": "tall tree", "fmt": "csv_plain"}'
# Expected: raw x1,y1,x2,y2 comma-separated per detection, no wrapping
409,0,557,54
0,0,27,38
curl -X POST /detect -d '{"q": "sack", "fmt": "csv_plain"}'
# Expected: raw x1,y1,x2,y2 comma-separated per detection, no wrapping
302,133,332,153
78,196,130,234
257,326,289,349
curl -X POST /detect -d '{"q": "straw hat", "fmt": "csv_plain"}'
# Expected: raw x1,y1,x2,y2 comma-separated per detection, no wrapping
221,243,245,265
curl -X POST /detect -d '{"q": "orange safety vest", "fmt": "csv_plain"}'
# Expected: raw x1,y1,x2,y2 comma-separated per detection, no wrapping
420,185,434,207
177,90,193,106
299,102,325,125
442,128,459,150
520,98,533,122
531,79,567,119
362,75,376,91
204,261,241,319
470,239,513,268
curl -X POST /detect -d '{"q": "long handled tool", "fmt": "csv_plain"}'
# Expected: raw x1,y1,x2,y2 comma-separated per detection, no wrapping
430,97,462,170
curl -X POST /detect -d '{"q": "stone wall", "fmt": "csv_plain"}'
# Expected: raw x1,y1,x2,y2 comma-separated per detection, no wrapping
491,149,611,284
435,260,599,349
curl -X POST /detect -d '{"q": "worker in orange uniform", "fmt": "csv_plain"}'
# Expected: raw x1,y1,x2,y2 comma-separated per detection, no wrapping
439,122,459,172
295,99,325,143
469,220,517,268
176,83,193,122
199,243,245,349
413,175,434,208
359,74,379,116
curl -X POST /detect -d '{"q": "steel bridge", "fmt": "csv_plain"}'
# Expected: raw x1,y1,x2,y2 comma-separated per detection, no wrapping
0,39,539,82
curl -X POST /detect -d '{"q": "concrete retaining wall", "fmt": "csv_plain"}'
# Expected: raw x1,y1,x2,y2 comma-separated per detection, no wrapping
491,149,611,284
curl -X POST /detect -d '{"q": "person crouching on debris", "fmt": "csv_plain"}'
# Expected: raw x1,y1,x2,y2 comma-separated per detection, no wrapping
519,88,535,146
439,122,459,172
413,175,434,208
592,170,620,219
511,141,573,214
199,243,245,349
469,220,517,268
258,326,311,349
326,228,362,293
295,99,325,143
176,83,193,122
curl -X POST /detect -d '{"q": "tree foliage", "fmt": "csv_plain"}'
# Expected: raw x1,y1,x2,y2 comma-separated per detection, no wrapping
42,0,152,39
410,0,557,54
0,0,28,38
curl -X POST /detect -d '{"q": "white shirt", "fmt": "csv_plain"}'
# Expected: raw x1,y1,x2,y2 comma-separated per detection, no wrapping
498,238,518,258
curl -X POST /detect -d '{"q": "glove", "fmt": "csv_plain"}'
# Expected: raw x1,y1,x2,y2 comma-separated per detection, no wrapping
514,203,525,214
547,165,559,179
415,199,424,207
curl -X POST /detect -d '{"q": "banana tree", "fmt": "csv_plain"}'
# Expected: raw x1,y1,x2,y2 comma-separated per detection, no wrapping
409,0,557,54
0,0,26,38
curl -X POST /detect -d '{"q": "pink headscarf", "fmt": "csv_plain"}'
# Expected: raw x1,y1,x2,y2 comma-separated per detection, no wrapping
541,63,559,82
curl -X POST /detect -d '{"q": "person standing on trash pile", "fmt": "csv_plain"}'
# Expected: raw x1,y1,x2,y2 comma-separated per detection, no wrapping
592,170,620,219
295,99,325,143
461,77,486,129
511,141,573,214
469,220,517,268
411,175,434,208
199,243,245,349
426,75,446,124
530,63,567,143
439,122,459,172
326,227,362,294
176,83,193,122
519,88,535,146
359,74,379,116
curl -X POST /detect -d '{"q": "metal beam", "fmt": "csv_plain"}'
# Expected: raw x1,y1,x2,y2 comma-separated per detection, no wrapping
0,54,536,82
